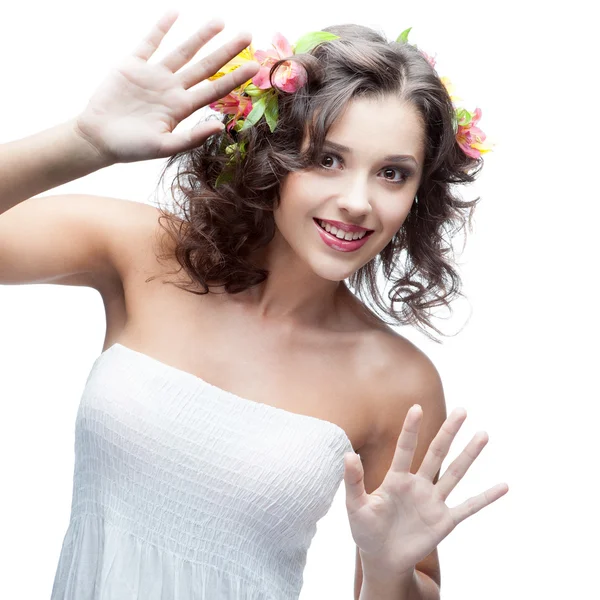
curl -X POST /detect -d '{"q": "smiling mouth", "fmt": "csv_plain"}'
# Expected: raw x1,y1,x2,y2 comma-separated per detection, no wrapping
313,218,374,240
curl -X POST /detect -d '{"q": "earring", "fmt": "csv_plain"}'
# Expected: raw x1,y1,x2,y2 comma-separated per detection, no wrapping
409,195,418,223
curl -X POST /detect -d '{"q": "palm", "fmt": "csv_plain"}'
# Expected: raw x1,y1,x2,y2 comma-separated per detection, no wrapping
78,55,191,160
349,469,455,571
343,405,509,575
75,11,260,163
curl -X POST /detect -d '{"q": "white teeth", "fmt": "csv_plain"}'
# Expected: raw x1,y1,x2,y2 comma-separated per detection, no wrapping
319,220,367,241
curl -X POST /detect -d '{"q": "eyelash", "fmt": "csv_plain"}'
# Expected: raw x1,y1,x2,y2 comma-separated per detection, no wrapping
317,153,412,185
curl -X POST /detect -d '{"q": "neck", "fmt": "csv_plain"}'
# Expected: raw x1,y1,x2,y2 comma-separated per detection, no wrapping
221,230,351,328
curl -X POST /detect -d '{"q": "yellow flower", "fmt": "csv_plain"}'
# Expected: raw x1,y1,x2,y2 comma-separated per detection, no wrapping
441,76,462,104
208,45,257,91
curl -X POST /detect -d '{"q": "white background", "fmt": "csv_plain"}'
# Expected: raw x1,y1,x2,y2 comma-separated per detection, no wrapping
0,1,597,598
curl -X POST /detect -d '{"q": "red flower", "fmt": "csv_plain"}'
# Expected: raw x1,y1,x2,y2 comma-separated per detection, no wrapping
210,91,253,131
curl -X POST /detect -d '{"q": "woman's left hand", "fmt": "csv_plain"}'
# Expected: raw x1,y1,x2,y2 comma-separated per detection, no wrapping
343,404,509,575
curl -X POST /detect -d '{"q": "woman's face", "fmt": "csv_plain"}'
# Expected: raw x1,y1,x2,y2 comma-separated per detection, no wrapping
273,94,425,282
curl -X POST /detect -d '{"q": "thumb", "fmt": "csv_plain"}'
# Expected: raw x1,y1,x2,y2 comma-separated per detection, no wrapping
158,121,225,157
344,452,368,512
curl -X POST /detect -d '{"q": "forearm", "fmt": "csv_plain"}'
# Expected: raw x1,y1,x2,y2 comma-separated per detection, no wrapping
0,118,113,216
359,567,441,600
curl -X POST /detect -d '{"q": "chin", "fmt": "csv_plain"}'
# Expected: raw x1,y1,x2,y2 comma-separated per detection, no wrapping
306,258,361,283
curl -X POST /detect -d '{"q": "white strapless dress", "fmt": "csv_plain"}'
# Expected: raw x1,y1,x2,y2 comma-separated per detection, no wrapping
50,343,354,599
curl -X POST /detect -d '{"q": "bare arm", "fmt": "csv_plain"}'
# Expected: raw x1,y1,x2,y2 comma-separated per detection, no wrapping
0,118,113,217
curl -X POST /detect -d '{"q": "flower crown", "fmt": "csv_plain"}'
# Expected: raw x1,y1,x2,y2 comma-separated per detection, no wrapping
208,27,493,167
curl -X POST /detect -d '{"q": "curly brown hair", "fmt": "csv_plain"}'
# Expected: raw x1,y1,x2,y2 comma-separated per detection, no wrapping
149,23,483,343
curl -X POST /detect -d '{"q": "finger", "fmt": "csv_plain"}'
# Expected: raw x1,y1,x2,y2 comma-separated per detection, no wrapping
416,407,467,482
161,18,226,74
435,431,489,501
132,9,180,62
389,404,423,474
343,452,369,513
189,61,261,111
177,31,255,91
449,482,509,527
155,120,225,159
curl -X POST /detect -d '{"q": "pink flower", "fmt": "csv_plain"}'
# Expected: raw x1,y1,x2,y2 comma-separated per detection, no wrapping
252,32,308,92
456,108,492,159
419,49,437,69
209,91,253,131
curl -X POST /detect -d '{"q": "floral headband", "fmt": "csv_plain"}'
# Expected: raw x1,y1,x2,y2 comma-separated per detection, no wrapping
208,27,493,169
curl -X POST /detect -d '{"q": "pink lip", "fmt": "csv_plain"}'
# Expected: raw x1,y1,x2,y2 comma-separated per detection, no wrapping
315,218,373,233
313,219,373,252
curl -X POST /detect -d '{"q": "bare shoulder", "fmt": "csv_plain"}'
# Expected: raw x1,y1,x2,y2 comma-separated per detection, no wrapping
361,325,448,449
93,197,164,291
338,293,446,446
69,195,171,298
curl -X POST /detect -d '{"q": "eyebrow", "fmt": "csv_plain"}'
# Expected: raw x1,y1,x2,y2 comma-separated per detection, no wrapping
323,140,418,168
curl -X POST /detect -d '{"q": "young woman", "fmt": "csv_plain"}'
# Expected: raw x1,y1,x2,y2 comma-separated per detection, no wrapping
0,10,508,600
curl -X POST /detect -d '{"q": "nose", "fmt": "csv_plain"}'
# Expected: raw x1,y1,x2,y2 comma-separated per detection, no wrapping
336,174,373,218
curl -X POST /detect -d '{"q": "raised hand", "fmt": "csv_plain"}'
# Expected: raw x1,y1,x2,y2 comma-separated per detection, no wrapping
74,10,259,164
343,404,509,576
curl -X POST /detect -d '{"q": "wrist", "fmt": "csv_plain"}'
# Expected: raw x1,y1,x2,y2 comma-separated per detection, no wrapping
359,548,415,582
362,561,416,585
71,117,116,169
359,566,417,600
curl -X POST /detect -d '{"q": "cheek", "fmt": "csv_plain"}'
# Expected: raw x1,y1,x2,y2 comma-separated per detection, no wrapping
378,202,412,232
276,173,321,218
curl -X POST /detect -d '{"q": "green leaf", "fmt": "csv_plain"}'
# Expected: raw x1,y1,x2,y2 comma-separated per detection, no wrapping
396,27,412,43
233,119,245,132
455,108,472,127
215,168,234,188
240,94,268,131
294,31,340,54
244,83,265,98
264,94,279,133
451,112,459,135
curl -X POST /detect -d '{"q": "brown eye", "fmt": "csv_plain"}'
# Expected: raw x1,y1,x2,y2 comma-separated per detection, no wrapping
380,167,410,184
319,153,342,169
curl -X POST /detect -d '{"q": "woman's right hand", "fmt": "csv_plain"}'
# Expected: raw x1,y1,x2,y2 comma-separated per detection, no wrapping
74,10,259,164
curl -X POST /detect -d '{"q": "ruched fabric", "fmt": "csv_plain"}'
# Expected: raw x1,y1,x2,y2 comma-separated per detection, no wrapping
51,343,354,599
